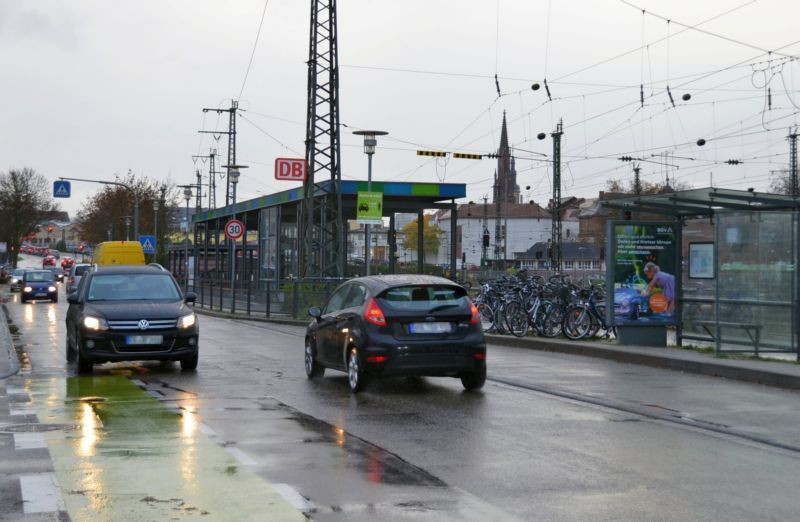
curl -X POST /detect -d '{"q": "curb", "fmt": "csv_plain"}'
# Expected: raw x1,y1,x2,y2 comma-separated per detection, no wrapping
194,307,308,328
0,302,20,379
487,334,800,391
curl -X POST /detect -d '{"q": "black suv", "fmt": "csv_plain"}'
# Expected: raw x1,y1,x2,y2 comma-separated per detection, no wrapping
305,275,486,393
65,265,199,373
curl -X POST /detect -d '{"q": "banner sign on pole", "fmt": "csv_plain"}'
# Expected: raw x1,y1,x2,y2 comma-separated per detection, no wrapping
608,221,677,326
356,191,383,225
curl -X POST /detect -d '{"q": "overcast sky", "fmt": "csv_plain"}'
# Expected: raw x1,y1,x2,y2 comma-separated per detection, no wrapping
3,0,800,219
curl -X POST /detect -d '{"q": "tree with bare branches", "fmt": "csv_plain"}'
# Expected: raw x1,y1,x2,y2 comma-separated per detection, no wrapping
0,168,58,267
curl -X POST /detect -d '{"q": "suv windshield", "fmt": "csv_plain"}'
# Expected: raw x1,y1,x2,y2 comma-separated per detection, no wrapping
377,285,469,312
87,274,181,301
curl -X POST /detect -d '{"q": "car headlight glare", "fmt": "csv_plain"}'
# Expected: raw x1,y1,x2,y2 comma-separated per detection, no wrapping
179,313,196,329
23,286,32,293
83,316,108,331
48,286,57,292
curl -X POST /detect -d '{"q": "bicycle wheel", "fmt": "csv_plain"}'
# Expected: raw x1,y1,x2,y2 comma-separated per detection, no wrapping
476,303,495,333
563,305,592,340
504,300,529,337
541,304,564,338
591,304,613,338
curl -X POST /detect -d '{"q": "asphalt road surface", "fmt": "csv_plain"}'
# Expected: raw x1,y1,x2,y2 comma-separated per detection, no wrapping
2,257,799,520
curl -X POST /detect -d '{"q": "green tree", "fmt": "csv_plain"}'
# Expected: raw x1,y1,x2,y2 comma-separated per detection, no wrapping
605,177,691,194
401,215,443,258
0,168,58,267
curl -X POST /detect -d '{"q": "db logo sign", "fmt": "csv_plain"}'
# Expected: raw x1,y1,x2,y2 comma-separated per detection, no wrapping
275,158,307,181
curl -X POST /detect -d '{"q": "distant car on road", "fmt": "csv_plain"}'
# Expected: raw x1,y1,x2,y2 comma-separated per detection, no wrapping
21,270,58,303
42,255,56,268
66,263,91,294
61,257,75,270
305,274,486,393
46,267,65,283
65,265,199,374
8,268,29,292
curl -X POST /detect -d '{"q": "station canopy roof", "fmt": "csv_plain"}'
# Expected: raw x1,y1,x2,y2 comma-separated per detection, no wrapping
601,187,800,217
193,180,466,222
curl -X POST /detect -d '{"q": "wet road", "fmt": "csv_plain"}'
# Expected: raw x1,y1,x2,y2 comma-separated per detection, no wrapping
2,265,800,520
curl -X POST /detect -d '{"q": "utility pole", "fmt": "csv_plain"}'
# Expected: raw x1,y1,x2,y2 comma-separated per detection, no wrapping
550,120,563,272
300,0,345,278
633,164,642,195
789,130,798,197
192,151,217,209
481,195,489,267
200,101,238,207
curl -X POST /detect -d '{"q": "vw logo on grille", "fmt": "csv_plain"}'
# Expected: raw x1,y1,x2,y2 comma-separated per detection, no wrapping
138,319,150,331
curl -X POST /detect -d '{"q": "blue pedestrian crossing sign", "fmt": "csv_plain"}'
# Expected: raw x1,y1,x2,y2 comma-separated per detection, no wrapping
139,235,156,254
53,180,71,198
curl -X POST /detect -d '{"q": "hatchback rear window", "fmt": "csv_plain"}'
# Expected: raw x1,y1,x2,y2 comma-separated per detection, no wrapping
74,265,90,276
377,285,469,311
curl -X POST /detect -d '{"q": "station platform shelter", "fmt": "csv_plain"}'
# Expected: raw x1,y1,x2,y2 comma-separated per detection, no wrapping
168,180,465,317
604,187,800,360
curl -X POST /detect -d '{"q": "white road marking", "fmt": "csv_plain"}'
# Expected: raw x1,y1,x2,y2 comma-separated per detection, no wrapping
9,405,35,416
6,386,26,395
20,473,65,514
14,433,47,450
224,446,257,466
199,423,216,437
272,483,314,512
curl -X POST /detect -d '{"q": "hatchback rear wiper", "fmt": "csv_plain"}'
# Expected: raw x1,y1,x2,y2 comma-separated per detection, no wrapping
427,304,460,313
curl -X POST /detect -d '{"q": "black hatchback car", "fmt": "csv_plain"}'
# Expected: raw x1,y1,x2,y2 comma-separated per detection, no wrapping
65,265,199,373
305,275,486,393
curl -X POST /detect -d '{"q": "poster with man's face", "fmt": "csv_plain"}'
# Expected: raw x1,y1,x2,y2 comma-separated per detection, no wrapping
608,222,677,326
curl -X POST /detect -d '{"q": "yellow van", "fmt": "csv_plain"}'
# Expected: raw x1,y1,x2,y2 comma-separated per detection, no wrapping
91,241,146,266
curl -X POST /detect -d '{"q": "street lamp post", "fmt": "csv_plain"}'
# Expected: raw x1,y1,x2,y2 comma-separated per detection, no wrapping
353,130,388,276
230,169,240,291
153,199,161,264
183,187,192,290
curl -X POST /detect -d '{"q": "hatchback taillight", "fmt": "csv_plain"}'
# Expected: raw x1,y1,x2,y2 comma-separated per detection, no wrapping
364,298,387,326
469,299,481,324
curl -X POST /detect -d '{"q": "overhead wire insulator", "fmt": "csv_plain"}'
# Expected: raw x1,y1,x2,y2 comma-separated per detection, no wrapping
494,74,501,98
640,84,644,107
544,79,552,101
667,86,675,108
725,159,742,165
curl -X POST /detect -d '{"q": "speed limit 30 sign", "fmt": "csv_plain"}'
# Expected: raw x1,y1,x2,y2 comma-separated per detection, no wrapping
224,219,245,240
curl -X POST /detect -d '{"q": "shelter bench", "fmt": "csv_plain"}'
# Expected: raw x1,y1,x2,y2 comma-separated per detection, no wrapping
694,320,762,353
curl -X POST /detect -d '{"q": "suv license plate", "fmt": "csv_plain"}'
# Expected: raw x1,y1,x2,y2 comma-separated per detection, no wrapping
125,335,163,345
409,322,451,334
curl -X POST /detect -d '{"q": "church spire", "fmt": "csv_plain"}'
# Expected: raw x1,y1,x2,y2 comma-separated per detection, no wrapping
499,111,509,155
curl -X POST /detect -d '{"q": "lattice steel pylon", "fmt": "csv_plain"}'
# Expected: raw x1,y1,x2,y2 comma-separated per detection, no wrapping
550,120,563,272
300,0,345,278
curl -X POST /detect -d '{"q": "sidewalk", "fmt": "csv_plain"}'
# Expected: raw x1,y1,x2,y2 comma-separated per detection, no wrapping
0,303,20,379
486,333,800,391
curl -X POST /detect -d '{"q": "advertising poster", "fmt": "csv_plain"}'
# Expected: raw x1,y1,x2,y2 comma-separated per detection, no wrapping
689,242,714,279
609,222,677,326
356,191,383,225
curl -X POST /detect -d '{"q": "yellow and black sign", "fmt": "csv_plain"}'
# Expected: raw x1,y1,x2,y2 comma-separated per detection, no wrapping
416,150,447,157
453,153,483,160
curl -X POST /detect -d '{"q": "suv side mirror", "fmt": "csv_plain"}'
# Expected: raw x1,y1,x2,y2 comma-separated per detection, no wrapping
308,307,322,319
184,292,197,303
67,293,80,305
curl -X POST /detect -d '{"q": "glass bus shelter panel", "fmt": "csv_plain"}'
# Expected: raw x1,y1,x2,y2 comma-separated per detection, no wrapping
715,212,796,354
681,218,716,340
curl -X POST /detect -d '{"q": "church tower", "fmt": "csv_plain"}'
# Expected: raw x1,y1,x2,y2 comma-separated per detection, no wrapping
492,112,520,204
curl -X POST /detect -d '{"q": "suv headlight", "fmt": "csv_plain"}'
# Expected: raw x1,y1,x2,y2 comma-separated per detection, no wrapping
178,313,196,329
83,316,109,331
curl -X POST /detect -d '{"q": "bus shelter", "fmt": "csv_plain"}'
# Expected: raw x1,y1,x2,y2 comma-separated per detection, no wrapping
603,187,800,360
174,180,465,318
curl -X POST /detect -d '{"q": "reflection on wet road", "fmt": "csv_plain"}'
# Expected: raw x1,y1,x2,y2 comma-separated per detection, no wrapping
27,376,305,520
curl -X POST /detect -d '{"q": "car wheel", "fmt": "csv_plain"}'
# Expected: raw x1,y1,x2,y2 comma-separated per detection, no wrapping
305,338,325,378
461,361,486,391
75,339,93,375
52,296,58,303
20,297,26,304
180,353,198,371
347,346,367,393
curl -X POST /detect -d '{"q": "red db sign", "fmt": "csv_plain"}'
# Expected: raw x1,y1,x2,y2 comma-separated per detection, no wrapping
275,158,307,181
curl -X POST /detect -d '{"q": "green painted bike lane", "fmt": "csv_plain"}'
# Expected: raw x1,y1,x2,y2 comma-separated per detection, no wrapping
29,375,306,521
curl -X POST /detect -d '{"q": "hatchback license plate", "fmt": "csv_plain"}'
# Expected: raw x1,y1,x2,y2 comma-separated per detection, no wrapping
409,322,451,334
125,335,163,345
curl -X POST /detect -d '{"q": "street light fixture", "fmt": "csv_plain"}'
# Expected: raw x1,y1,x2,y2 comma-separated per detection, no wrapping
353,130,388,276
